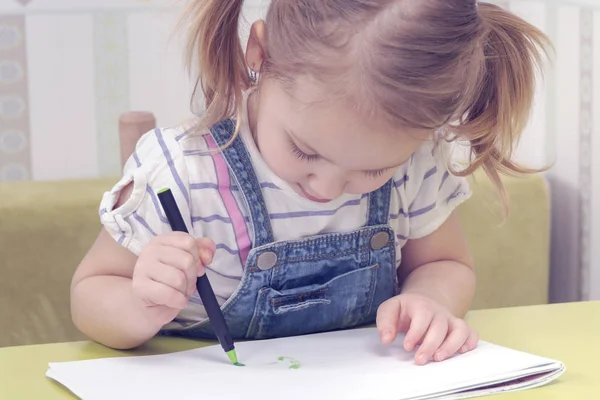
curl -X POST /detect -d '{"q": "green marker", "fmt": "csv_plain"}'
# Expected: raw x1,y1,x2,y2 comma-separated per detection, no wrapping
157,188,240,366
228,350,244,366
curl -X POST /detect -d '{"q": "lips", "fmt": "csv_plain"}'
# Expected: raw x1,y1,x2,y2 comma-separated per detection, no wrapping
298,185,331,203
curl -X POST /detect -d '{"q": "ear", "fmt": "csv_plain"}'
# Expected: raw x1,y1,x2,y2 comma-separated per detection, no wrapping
246,20,267,72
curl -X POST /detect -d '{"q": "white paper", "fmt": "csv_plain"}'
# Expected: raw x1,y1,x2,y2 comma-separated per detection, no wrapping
46,328,564,400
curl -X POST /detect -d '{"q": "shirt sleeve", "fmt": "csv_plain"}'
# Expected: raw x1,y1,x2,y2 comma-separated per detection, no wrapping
402,139,472,240
98,127,193,255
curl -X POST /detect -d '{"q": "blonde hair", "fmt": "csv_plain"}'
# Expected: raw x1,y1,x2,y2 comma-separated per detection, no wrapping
181,0,550,208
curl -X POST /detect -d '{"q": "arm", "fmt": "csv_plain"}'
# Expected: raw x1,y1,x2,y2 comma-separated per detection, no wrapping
71,229,160,350
399,211,475,317
71,185,160,350
72,126,215,349
377,211,478,364
71,183,211,350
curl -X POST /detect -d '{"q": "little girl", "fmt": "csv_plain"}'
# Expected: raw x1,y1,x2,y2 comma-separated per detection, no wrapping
71,0,548,366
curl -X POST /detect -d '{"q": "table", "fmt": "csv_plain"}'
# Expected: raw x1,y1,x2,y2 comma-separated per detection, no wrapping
1,301,599,399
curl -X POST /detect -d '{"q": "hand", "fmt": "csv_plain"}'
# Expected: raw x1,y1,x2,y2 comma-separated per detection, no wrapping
376,293,478,365
132,232,215,327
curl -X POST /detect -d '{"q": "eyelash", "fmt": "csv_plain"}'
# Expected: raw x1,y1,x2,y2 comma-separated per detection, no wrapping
365,169,389,179
290,140,320,162
289,139,389,179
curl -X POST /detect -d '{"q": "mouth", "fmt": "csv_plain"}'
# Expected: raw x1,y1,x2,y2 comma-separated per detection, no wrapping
298,185,332,203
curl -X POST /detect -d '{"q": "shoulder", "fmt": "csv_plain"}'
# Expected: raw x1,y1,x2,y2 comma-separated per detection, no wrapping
401,138,468,194
127,123,221,189
391,138,472,240
98,124,217,254
130,124,202,170
390,139,445,194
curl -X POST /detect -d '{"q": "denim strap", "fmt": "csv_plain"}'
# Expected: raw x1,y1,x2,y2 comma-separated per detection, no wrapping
366,179,393,226
209,119,275,247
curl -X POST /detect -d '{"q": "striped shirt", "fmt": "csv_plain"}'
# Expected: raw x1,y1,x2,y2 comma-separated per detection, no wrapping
99,103,471,329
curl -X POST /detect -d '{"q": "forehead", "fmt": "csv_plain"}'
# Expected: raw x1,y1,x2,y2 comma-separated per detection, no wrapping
264,76,432,169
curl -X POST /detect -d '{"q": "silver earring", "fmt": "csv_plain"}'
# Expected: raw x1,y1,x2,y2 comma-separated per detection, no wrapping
248,63,259,85
249,70,258,85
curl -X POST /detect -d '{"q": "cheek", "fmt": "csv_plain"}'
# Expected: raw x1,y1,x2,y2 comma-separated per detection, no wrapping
267,153,308,183
255,122,307,182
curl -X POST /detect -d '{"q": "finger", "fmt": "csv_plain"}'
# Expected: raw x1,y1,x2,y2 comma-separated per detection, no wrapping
156,232,199,255
435,319,471,362
147,261,189,295
403,309,434,352
139,279,188,310
460,329,479,354
376,297,401,344
156,247,198,295
196,237,216,265
415,316,448,365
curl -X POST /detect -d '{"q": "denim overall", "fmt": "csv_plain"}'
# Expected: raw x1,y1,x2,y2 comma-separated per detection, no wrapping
168,119,398,340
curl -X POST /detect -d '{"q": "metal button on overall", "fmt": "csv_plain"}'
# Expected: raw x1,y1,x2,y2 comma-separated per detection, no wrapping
257,251,278,270
370,231,390,250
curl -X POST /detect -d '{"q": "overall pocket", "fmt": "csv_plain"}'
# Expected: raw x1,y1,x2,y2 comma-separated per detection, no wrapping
246,264,380,339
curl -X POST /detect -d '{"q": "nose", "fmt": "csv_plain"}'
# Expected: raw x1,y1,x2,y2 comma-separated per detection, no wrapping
308,172,346,200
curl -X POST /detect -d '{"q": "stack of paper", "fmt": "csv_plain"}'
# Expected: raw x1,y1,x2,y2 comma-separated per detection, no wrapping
46,328,564,400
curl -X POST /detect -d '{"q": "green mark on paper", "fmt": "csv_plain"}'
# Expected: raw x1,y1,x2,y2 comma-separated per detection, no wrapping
277,356,301,369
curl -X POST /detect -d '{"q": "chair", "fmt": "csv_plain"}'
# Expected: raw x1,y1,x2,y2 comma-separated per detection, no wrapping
118,111,157,167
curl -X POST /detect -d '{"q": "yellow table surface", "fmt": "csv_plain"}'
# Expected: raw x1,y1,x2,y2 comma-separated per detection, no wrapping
1,301,599,399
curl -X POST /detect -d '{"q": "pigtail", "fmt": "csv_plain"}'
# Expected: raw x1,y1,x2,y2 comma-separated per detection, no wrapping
182,0,248,138
453,2,551,209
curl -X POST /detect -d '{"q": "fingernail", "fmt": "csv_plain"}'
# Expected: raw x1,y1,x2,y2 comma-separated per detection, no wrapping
460,345,468,353
435,351,445,362
381,330,393,342
417,354,428,365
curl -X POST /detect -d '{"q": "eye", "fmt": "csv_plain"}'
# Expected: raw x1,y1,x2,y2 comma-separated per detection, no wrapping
289,140,320,162
365,169,389,179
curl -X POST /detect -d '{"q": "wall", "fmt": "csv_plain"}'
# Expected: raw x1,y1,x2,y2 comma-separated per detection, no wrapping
0,0,268,181
490,0,600,304
1,0,599,303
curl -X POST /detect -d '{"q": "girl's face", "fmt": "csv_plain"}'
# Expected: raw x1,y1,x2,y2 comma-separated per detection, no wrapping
247,76,430,202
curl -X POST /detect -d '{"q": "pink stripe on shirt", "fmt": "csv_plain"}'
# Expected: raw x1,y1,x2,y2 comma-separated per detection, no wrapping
204,135,251,266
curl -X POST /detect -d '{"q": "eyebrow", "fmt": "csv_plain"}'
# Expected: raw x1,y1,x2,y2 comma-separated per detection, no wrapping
287,130,404,172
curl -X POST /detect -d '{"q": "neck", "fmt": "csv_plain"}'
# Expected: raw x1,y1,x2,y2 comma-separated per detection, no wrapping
247,89,260,142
